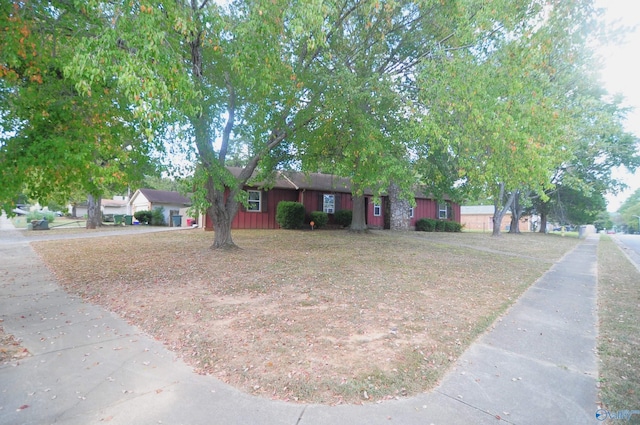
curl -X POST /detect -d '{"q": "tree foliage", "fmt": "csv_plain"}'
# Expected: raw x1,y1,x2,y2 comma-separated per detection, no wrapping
416,0,639,235
618,188,640,233
0,1,160,226
525,1,639,229
417,7,569,235
295,0,538,231
63,0,336,246
3,0,635,242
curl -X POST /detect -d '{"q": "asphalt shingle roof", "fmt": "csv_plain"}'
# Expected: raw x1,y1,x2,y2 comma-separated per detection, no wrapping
227,167,448,200
138,189,191,205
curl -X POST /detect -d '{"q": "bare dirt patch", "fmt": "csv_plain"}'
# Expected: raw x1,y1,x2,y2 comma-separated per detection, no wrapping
32,229,579,404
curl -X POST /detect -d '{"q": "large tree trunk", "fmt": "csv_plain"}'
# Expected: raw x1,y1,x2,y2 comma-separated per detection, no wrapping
508,214,518,233
388,182,410,231
508,191,522,234
491,184,517,237
86,194,101,229
208,205,236,249
188,11,288,249
538,211,548,233
190,20,242,250
205,174,240,250
191,70,244,250
492,209,505,236
350,194,368,232
536,198,551,233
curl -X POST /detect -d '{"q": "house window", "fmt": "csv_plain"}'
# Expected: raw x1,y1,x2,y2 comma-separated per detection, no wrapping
373,203,381,216
323,194,335,214
438,202,448,219
247,190,261,212
409,207,414,218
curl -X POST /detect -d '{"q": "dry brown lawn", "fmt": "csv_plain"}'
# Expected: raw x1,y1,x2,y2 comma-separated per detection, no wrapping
31,229,580,404
597,236,640,415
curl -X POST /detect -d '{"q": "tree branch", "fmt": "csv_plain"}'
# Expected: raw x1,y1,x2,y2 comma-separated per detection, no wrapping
219,72,235,165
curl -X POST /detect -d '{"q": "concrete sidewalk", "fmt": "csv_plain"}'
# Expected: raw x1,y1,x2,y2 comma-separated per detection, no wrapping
1,215,601,424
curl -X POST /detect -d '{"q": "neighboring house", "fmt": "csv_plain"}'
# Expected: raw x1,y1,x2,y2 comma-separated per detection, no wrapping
461,205,538,232
102,196,128,216
69,202,88,218
129,189,192,226
203,168,460,230
68,196,128,219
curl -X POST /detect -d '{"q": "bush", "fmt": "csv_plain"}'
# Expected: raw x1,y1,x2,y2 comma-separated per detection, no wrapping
134,210,153,225
416,218,462,232
276,201,305,229
151,207,166,226
46,202,66,215
444,221,462,232
334,209,352,227
309,211,329,228
26,210,55,223
415,218,436,232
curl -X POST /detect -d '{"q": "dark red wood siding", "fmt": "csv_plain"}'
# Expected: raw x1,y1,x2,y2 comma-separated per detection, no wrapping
410,199,460,226
299,190,353,223
204,185,461,230
366,197,385,228
412,198,437,224
232,188,297,229
451,203,461,222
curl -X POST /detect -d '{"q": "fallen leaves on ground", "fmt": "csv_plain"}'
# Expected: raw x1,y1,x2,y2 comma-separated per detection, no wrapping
32,229,579,404
0,323,29,363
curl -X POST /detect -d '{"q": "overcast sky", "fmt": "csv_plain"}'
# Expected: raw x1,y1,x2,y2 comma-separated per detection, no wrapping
596,0,640,211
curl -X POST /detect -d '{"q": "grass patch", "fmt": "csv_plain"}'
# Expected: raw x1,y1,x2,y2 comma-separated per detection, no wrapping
597,236,640,421
11,215,153,235
31,229,580,404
